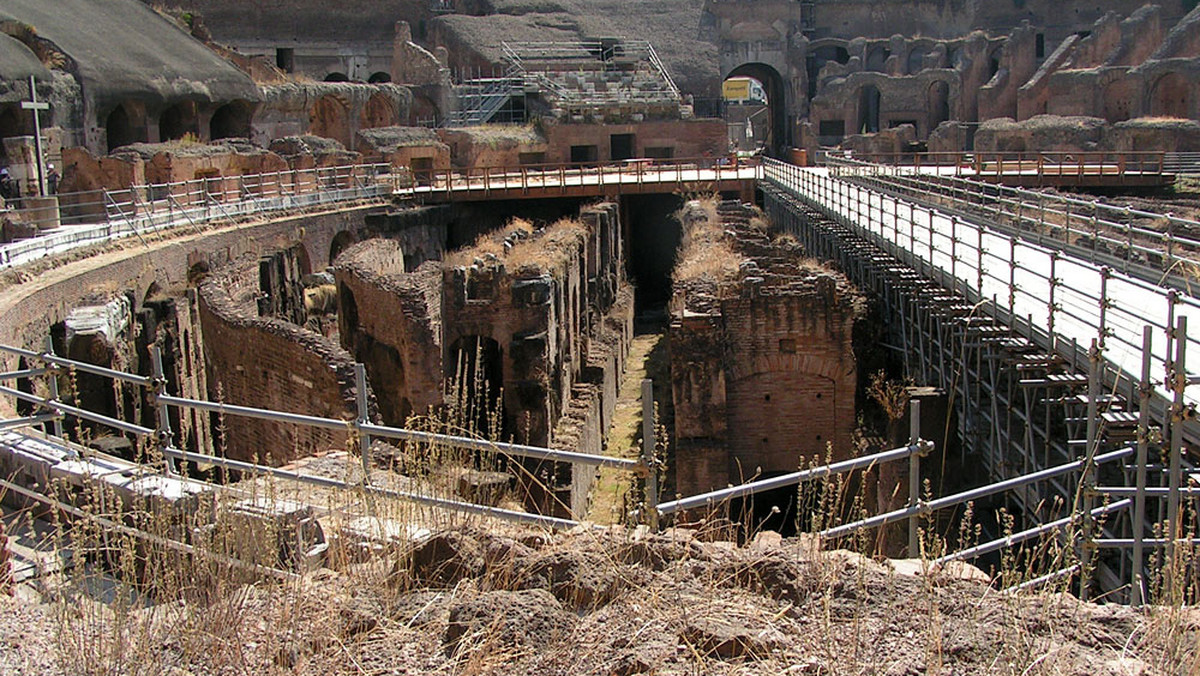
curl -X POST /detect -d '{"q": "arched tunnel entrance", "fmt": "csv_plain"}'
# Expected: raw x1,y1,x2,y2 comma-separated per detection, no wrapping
724,63,788,158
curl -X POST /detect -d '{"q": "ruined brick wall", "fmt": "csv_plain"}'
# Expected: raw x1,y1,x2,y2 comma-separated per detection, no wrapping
198,254,360,465
334,240,444,424
669,200,863,497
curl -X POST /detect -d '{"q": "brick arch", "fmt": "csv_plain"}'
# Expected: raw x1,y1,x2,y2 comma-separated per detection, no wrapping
1149,72,1190,119
309,94,352,147
725,351,849,385
360,92,397,130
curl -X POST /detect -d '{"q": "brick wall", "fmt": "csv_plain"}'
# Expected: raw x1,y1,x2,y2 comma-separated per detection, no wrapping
198,254,361,465
669,200,864,497
334,240,444,424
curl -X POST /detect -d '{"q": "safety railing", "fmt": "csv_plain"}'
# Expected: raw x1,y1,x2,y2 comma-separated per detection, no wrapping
836,150,1169,180
765,158,1200,414
765,157,1199,602
825,156,1200,297
402,156,761,200
0,334,1190,601
0,163,397,272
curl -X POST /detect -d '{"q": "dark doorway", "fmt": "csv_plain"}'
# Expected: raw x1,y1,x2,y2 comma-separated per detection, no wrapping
858,85,881,134
570,144,598,165
624,193,683,312
610,133,635,161
106,104,137,152
276,48,295,73
159,102,198,142
731,475,801,536
448,335,507,438
368,71,392,83
210,101,253,140
324,72,349,82
928,81,950,132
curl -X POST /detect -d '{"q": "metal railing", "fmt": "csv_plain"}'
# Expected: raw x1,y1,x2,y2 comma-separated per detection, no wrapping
835,150,1169,181
826,156,1200,297
763,157,1198,602
765,159,1200,414
400,157,760,201
0,163,397,272
0,332,1189,600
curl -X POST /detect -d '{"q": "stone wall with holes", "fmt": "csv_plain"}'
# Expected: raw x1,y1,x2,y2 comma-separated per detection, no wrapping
197,253,363,465
334,241,444,425
669,200,864,498
255,83,412,149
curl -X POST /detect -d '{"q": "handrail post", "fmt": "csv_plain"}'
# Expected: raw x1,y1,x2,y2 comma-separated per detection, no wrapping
151,346,177,476
1166,315,1187,600
1079,339,1101,601
41,336,64,440
907,399,922,557
641,378,659,530
355,363,372,487
1131,326,1152,606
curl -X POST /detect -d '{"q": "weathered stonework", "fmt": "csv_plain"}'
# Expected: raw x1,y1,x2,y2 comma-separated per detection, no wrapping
670,200,864,497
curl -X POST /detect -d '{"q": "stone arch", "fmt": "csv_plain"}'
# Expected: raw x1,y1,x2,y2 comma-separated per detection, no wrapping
1149,72,1189,118
329,231,356,265
105,103,142,152
324,72,349,82
866,45,890,72
724,62,788,157
408,91,442,126
927,80,951,131
310,94,352,147
367,71,392,84
360,92,397,130
806,42,851,98
1102,78,1137,123
159,101,199,141
210,100,254,140
858,84,882,134
907,48,926,75
0,104,30,163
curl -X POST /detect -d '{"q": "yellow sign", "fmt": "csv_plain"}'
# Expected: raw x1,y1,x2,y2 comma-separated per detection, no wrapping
722,78,751,101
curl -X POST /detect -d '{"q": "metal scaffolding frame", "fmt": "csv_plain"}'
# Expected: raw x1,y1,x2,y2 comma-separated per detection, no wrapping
762,159,1198,601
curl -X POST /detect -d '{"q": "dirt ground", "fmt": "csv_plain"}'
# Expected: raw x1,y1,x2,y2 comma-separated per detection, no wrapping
2,524,1197,676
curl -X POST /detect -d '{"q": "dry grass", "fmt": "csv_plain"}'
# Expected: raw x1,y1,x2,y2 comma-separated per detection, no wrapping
672,196,746,288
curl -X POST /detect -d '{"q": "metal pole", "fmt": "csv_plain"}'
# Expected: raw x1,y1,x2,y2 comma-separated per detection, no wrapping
354,363,371,487
22,76,47,198
641,378,658,529
1167,315,1186,594
41,336,63,439
1080,338,1100,601
150,346,176,475
1132,325,1152,606
908,399,921,557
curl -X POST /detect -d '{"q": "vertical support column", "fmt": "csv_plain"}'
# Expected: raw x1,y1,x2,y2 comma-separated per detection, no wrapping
907,399,922,557
1079,338,1101,601
641,378,658,530
1166,316,1186,594
355,363,372,487
41,336,64,440
1047,251,1059,339
1132,325,1153,607
150,346,176,475
1098,267,1110,351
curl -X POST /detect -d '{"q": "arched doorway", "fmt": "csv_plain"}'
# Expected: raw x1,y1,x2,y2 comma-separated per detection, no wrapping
324,72,349,82
360,92,396,130
1150,72,1189,118
927,81,950,132
105,104,138,152
0,104,28,163
329,230,356,265
367,72,392,84
724,63,788,157
806,43,850,99
210,100,254,140
159,101,199,141
1102,80,1136,123
310,94,351,147
859,85,882,134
